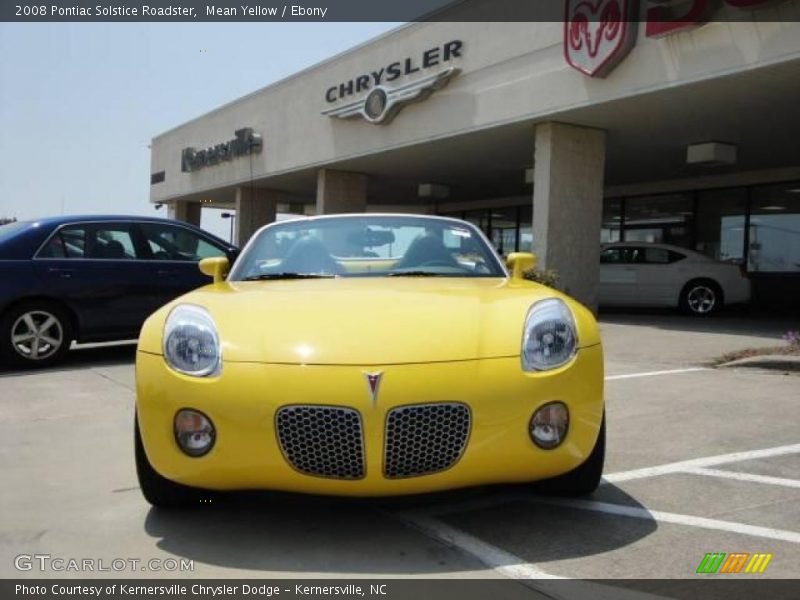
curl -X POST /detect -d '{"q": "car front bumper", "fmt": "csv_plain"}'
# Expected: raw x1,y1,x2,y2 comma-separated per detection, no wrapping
135,344,604,496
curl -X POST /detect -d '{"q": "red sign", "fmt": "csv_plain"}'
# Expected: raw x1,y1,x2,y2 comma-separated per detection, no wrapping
565,0,781,76
646,0,779,38
564,0,640,77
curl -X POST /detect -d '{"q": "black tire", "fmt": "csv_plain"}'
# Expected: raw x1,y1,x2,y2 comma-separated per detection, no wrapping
680,279,723,316
535,415,605,497
135,417,208,509
0,300,73,368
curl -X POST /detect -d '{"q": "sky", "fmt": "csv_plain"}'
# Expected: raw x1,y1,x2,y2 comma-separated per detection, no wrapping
0,22,398,240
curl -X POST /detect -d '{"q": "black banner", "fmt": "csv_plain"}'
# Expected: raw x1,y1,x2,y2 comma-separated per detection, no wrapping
4,580,800,600
2,0,799,23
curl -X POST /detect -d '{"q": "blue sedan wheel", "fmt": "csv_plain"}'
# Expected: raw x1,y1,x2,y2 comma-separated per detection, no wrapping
1,302,73,367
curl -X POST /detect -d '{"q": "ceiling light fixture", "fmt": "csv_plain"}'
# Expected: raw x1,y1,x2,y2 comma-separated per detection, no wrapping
418,183,450,199
686,142,737,166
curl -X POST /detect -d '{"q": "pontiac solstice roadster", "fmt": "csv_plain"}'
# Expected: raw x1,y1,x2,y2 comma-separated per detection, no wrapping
135,214,604,507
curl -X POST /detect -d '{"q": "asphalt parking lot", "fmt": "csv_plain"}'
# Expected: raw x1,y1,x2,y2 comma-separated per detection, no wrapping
1,313,799,585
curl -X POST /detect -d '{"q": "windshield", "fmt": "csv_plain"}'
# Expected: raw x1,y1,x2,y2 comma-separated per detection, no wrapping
229,215,506,280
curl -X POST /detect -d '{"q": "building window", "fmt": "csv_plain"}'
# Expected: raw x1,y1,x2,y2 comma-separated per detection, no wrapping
748,182,800,273
623,193,694,246
519,205,533,253
463,209,489,235
695,188,746,264
489,207,518,255
601,198,622,243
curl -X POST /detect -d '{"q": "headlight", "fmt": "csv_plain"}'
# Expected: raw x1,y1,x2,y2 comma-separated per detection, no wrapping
521,298,577,371
163,304,221,377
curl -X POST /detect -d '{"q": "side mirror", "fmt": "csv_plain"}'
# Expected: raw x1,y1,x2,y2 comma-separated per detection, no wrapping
199,257,230,284
506,252,536,280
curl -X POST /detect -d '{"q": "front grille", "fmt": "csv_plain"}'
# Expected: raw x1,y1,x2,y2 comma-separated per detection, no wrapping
384,403,471,479
276,405,365,479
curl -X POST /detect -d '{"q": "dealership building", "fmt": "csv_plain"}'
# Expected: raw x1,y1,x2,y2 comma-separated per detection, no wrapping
149,2,800,309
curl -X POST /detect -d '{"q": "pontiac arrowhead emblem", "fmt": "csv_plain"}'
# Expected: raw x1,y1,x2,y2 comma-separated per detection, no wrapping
363,371,383,405
564,0,639,78
322,67,460,125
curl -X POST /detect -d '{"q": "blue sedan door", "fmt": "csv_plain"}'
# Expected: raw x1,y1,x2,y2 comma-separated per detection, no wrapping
34,222,155,341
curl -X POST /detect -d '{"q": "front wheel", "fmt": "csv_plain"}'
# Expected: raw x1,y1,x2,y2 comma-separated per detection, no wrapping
0,301,73,368
135,418,209,509
680,280,723,316
535,415,605,497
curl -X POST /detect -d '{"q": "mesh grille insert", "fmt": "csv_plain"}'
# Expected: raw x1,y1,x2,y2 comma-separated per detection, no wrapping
384,403,470,478
276,405,365,479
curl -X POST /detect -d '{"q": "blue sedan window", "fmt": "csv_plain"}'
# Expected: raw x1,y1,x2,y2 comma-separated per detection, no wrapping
38,226,87,258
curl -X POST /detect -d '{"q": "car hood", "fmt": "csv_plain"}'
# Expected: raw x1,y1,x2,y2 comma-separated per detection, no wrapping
138,278,599,365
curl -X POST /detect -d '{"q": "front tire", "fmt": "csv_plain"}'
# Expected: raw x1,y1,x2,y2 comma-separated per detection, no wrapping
0,301,73,368
135,418,208,509
680,279,723,316
535,415,605,497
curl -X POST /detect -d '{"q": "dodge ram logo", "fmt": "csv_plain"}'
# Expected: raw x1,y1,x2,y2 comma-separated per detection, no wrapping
564,0,639,78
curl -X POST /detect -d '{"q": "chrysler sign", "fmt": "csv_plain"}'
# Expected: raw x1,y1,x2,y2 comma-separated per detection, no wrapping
322,40,463,125
181,128,263,173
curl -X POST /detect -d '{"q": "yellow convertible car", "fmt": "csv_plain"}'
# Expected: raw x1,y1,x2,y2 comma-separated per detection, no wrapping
135,214,604,507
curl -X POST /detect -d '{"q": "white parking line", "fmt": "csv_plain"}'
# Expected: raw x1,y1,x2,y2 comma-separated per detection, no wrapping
684,467,800,489
390,510,671,598
604,367,709,381
533,497,800,544
390,511,562,579
603,442,800,484
388,443,800,580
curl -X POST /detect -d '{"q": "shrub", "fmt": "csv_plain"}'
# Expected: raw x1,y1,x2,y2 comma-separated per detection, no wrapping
523,268,559,289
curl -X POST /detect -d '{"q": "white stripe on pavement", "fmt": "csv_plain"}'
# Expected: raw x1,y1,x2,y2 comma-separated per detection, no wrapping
603,443,800,484
389,510,671,599
533,498,800,544
604,367,709,381
684,467,800,489
389,511,561,579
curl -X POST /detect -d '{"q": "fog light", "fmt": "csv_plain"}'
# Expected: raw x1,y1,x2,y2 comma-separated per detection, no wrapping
530,402,569,449
174,409,215,457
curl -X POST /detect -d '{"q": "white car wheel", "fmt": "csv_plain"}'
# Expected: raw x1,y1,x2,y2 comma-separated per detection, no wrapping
682,281,722,316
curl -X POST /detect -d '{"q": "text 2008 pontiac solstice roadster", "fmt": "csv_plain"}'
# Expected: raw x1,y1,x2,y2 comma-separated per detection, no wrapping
135,214,604,507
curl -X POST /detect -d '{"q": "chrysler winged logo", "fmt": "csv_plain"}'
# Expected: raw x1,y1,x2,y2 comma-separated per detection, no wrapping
564,0,639,78
322,67,460,125
363,371,383,405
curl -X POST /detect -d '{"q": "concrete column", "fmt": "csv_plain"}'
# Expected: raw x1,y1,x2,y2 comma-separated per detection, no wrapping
532,122,606,311
167,200,201,225
235,187,278,246
315,169,368,215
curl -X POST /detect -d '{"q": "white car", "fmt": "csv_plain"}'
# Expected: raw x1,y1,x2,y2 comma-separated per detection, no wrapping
599,243,751,315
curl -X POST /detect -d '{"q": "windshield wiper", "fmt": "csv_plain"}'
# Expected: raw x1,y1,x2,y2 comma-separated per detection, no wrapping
388,271,444,277
244,272,336,281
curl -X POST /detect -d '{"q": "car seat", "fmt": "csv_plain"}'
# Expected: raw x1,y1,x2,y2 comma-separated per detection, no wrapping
394,234,458,270
279,236,342,275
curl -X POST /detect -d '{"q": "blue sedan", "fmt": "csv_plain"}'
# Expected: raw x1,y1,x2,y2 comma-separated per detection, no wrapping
0,215,237,367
